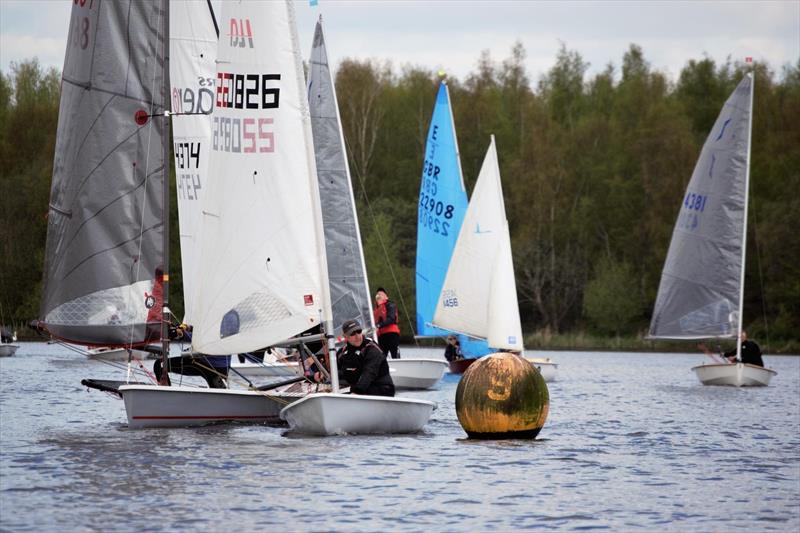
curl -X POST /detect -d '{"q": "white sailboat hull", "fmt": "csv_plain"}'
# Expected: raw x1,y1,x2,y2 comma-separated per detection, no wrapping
119,384,300,428
525,358,558,382
87,347,149,362
388,358,448,389
691,363,776,387
230,360,302,378
0,344,19,357
280,393,436,436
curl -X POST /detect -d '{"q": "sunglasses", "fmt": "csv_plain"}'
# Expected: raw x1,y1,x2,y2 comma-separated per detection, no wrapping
346,330,362,336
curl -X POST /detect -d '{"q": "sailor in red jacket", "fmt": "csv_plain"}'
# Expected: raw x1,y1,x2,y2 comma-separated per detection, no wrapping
373,287,401,359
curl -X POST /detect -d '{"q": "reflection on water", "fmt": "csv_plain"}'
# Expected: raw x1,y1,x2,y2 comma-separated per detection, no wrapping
1,343,799,531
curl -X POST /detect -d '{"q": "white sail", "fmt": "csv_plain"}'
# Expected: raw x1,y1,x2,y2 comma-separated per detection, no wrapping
487,221,524,351
191,0,327,355
433,135,522,350
169,0,217,325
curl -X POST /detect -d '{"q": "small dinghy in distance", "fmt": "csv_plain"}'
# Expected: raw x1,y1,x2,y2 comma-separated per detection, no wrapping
525,357,558,382
388,358,448,390
86,346,149,362
691,362,776,387
648,72,776,387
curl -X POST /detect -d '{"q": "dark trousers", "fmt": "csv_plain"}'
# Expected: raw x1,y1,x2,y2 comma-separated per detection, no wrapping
378,332,400,359
356,382,395,397
154,355,228,389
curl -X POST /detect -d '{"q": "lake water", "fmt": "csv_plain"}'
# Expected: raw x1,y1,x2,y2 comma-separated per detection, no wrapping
1,343,798,531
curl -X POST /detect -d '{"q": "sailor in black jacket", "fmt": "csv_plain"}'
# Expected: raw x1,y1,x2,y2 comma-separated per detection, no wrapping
337,319,395,397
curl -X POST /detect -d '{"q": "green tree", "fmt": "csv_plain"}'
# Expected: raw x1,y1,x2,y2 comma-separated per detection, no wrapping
583,257,641,335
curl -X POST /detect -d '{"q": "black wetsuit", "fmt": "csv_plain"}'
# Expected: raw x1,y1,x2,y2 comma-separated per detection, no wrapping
724,340,764,367
337,338,395,396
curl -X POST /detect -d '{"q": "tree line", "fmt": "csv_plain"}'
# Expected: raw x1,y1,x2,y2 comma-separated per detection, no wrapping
1,43,798,348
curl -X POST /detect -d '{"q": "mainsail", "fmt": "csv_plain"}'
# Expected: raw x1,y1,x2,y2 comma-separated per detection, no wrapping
191,0,330,355
649,74,754,339
308,18,373,335
415,82,469,337
40,1,169,347
169,0,218,326
433,136,523,351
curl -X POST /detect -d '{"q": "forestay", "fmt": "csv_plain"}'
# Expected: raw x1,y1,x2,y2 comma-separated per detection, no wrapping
649,75,753,339
433,136,523,351
308,18,373,335
191,0,327,355
40,1,169,346
415,82,469,336
169,0,218,326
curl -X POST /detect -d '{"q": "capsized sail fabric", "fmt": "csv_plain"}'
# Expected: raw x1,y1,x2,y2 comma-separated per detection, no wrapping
649,74,753,339
169,0,218,326
191,0,327,355
415,82,469,336
40,0,169,346
308,18,373,335
433,136,522,350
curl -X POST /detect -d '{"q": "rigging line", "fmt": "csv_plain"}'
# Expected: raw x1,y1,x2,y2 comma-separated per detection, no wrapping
129,1,167,348
749,195,770,354
343,138,420,346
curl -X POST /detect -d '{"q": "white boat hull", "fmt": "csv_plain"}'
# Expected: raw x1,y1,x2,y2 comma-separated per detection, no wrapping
229,360,301,378
388,358,448,389
692,362,776,387
280,393,436,436
87,347,148,362
525,358,558,382
0,344,19,357
119,384,303,428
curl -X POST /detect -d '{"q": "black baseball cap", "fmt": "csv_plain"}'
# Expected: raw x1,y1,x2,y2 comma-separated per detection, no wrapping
342,319,362,336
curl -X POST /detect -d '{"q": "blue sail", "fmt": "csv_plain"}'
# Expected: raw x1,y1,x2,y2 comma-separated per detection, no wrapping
415,82,489,356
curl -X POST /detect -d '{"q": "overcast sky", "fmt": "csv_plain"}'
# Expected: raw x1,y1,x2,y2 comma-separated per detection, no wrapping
1,0,798,84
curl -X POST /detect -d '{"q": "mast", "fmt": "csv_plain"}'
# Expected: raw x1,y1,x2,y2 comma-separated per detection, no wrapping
735,71,755,362
160,0,171,384
290,6,339,391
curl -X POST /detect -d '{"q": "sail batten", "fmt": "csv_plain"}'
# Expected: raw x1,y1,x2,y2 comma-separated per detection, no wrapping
649,75,753,339
40,0,169,347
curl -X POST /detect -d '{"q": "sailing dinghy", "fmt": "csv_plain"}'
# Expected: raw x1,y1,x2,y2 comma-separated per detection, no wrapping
648,73,776,387
413,81,488,377
433,137,530,362
278,18,435,435
0,328,19,357
433,136,556,381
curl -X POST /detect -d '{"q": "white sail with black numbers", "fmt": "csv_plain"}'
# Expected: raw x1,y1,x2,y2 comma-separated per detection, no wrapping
308,18,373,335
191,0,329,355
39,0,169,347
169,0,218,326
649,75,753,339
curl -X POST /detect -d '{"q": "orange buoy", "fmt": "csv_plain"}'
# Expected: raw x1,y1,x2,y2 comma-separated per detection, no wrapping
455,351,549,439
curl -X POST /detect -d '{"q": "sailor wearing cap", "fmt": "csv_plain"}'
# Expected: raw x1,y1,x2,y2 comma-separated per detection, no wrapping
336,319,395,397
